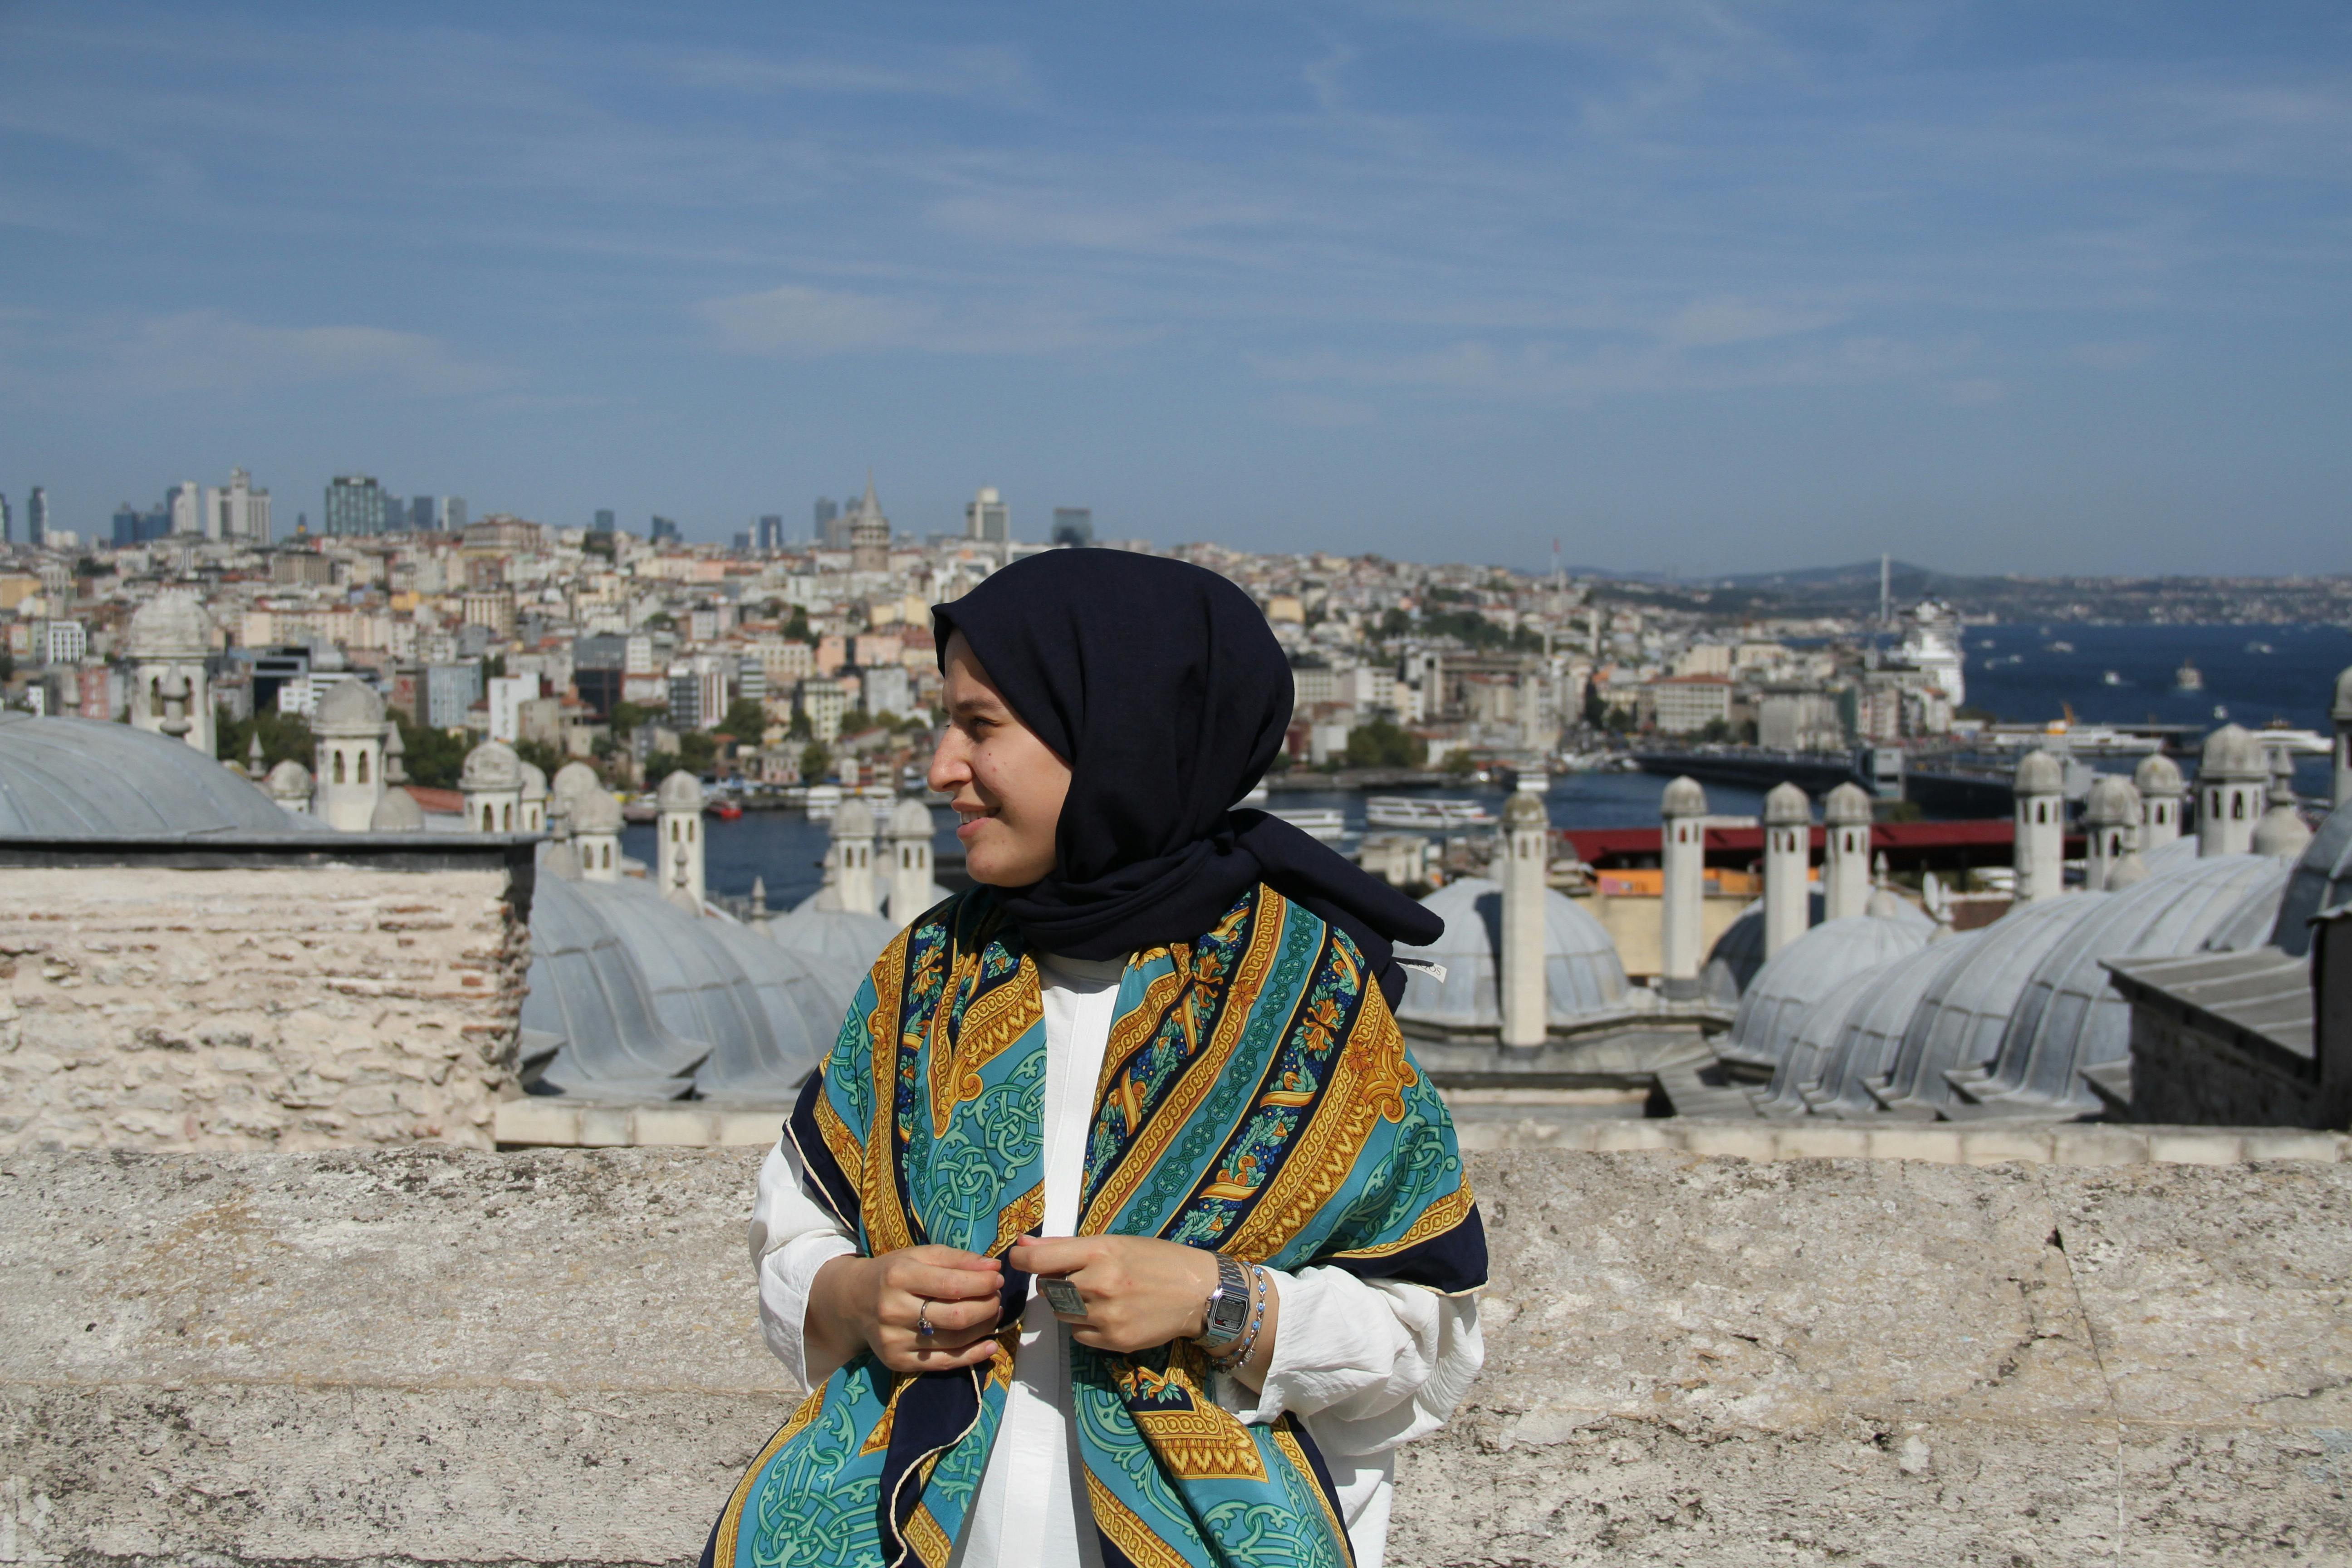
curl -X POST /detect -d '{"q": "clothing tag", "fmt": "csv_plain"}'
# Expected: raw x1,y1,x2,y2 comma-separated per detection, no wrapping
1396,958,1448,984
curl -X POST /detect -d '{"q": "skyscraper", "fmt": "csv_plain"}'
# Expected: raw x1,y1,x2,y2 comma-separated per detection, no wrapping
757,514,784,552
443,497,467,532
813,496,839,544
169,481,202,537
650,516,681,544
27,487,48,548
732,530,752,554
965,486,1009,542
205,468,271,544
0,493,13,547
594,509,615,530
1050,507,1094,547
407,496,436,532
324,475,387,537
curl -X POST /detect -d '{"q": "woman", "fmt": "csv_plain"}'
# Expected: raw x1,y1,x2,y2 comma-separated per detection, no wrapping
710,551,1485,1568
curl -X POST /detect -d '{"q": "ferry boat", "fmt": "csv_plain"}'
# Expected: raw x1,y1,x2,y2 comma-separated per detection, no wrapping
2176,661,2204,692
2102,670,2124,686
1266,807,1348,842
1364,796,1496,830
706,799,743,821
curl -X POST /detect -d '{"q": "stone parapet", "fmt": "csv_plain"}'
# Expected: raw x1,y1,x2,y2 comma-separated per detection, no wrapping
1,1146,2345,1565
0,860,530,1153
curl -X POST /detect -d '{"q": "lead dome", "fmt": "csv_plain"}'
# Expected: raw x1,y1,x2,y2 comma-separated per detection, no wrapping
657,769,706,810
2134,752,2184,794
2200,723,2266,780
2014,750,2063,794
313,679,386,736
460,740,522,791
125,593,211,660
1661,776,1707,817
1394,875,1631,1033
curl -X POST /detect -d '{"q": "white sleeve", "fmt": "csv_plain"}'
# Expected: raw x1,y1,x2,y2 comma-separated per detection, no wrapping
750,1137,859,1391
1216,1265,1484,1458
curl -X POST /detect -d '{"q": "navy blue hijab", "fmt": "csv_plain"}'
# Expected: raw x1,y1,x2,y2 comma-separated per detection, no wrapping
932,550,1441,1006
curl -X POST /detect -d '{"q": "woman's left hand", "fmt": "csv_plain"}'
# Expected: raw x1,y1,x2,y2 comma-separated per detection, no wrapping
1008,1235,1220,1354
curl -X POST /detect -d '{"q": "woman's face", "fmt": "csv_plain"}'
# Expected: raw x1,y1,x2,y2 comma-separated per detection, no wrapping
929,631,1072,887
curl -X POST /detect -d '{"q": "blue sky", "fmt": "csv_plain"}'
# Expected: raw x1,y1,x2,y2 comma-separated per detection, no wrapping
2,1,2347,574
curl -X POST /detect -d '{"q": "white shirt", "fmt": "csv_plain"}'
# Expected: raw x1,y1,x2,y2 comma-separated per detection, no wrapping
750,951,1483,1568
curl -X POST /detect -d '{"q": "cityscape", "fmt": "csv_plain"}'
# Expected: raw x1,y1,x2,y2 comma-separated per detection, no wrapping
5,4,2351,1564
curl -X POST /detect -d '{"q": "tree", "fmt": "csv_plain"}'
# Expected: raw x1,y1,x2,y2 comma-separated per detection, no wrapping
215,706,315,773
1440,747,1477,777
606,700,654,739
717,697,768,743
677,731,717,774
783,606,812,642
1582,678,1608,730
514,738,565,779
388,708,470,788
644,750,681,782
800,741,832,782
1343,718,1427,770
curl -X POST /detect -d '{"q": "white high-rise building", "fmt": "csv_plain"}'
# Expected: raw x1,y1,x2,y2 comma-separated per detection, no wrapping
965,486,1009,543
169,481,203,537
203,468,272,544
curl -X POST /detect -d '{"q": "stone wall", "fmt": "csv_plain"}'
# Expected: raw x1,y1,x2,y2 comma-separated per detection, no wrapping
0,863,529,1154
2,1146,2345,1566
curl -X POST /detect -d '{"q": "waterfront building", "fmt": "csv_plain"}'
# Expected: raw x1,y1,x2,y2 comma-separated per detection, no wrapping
965,486,1009,542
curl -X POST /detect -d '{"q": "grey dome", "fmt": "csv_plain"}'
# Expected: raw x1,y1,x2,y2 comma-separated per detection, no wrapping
1661,776,1708,817
1807,931,1991,1118
692,920,859,1099
657,769,705,811
2082,774,2138,825
1824,783,1872,825
265,758,314,804
1764,782,1809,826
1395,875,1631,1033
0,711,321,838
1870,894,2109,1117
2014,750,2063,794
125,593,210,660
1750,953,1907,1117
887,796,934,837
570,784,623,835
1950,854,2288,1118
519,762,549,804
313,679,386,736
767,898,898,977
551,760,602,810
2269,797,2352,958
523,876,706,1099
460,740,522,791
368,786,424,832
1716,913,1932,1071
2199,723,2265,781
2253,799,2313,860
1705,890,1929,1001
2134,752,2185,795
832,798,877,838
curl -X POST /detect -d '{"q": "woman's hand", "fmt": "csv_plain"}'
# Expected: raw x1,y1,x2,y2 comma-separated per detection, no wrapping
1008,1235,1221,1355
805,1245,1004,1377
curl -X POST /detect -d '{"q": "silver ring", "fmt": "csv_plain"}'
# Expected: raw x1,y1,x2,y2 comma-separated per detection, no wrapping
916,1306,936,1337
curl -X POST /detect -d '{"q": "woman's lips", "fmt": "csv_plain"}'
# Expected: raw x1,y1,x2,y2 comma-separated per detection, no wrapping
955,810,991,842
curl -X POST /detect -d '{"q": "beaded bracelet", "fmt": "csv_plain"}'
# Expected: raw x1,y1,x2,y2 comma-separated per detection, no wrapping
1210,1264,1270,1375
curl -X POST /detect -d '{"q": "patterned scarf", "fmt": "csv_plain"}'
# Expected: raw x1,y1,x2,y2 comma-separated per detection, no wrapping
706,883,1485,1568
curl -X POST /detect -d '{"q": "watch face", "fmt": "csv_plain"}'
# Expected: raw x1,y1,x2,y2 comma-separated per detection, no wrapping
1207,1289,1250,1339
1040,1278,1088,1319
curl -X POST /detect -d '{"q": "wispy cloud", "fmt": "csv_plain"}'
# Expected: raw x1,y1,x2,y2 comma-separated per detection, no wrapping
698,282,1140,357
664,44,1038,106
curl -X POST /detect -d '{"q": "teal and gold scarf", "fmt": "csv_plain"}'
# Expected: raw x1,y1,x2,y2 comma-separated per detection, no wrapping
707,882,1484,1568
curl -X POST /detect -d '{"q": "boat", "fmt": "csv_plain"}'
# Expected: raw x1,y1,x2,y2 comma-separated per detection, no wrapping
2176,661,2204,692
2045,640,2075,654
2245,641,2275,655
1267,807,1348,842
1364,796,1497,830
799,783,842,820
706,800,743,821
2256,724,2331,755
2102,670,2124,686
622,797,657,824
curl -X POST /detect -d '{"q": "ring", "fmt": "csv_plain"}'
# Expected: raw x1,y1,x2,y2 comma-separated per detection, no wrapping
916,1305,936,1337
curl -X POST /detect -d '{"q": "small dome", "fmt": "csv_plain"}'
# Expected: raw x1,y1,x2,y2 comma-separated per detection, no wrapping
2270,798,2352,958
1863,888,1912,920
1804,931,1991,1118
832,798,877,838
2253,801,2313,859
2335,666,2352,721
2014,749,2063,794
2105,851,2151,891
551,760,603,813
888,796,935,837
265,758,314,801
1764,782,1810,826
2199,723,2266,781
0,710,315,836
369,786,424,832
519,761,549,804
312,679,387,737
125,593,211,660
460,739,522,791
2082,774,2140,826
1716,914,1932,1070
571,784,623,835
1503,789,1547,829
1395,875,1631,1032
1824,783,1873,825
2134,751,2185,795
657,769,705,810
1661,775,1708,817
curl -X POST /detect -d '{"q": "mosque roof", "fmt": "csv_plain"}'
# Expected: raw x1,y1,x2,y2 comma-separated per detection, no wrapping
265,759,314,803
313,679,386,737
0,711,323,838
1660,776,1708,817
124,593,211,660
1952,853,2288,1118
369,787,424,832
2199,723,2266,781
570,784,623,834
2252,800,2314,860
1750,955,1904,1118
2082,774,2138,824
2014,750,2063,794
2270,797,2352,959
657,770,705,810
519,762,548,804
1716,912,1932,1071
887,796,934,836
1824,783,1873,824
2134,752,2185,794
1705,891,1931,1001
1394,875,1631,1032
551,760,602,808
521,874,706,1099
460,740,522,792
765,899,899,976
1803,931,1990,1118
1764,782,1810,825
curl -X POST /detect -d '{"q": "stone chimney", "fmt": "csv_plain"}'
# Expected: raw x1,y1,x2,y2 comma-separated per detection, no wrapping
2012,749,2064,903
1659,775,1708,1000
886,798,936,926
1499,779,1549,1048
656,770,706,911
1822,782,1873,923
1762,782,1810,959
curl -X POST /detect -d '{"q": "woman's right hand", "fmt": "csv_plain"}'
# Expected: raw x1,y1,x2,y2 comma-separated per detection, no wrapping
806,1246,1005,1377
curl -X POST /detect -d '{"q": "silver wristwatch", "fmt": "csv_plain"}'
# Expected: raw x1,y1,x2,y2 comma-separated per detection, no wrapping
1195,1253,1251,1354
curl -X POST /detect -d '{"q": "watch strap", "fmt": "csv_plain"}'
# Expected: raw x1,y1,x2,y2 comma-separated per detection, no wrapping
1196,1253,1250,1352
